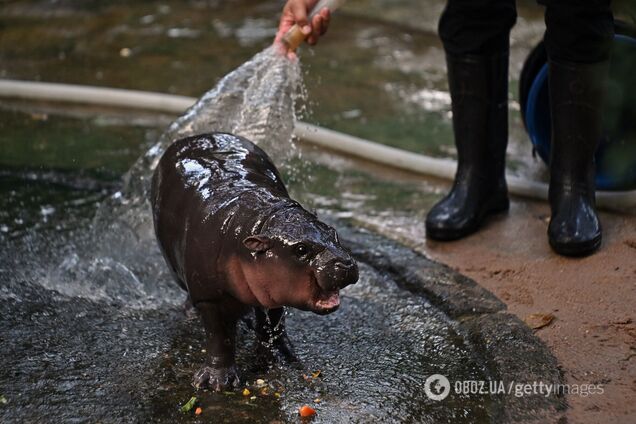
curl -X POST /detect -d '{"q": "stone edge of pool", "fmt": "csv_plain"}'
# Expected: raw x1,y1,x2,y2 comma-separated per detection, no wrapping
336,221,567,423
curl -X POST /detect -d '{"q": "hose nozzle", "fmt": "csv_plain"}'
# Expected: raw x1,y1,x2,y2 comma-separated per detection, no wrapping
282,25,307,51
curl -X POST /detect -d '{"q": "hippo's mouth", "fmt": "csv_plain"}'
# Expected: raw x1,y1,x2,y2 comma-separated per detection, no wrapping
315,290,340,312
311,273,340,314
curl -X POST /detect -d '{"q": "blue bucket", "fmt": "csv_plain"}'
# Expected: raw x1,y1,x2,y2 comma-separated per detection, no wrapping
523,31,636,191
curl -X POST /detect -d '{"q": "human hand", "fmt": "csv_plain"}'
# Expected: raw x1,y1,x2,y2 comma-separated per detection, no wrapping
274,0,331,58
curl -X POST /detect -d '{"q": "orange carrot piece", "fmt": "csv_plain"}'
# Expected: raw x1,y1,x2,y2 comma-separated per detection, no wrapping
299,405,316,417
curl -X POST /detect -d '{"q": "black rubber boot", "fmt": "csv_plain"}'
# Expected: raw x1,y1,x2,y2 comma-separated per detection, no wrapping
426,53,510,241
547,59,608,256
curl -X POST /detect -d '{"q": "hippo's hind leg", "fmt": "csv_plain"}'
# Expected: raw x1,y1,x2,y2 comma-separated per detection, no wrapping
254,307,298,363
192,301,241,391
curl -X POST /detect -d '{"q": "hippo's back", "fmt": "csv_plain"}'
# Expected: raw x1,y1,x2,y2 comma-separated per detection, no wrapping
154,133,287,199
150,132,290,294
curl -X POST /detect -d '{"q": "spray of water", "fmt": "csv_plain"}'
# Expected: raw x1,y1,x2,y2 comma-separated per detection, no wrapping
41,45,307,308
124,45,303,201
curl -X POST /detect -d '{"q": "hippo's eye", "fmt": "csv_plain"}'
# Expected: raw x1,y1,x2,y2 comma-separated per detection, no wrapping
293,243,308,257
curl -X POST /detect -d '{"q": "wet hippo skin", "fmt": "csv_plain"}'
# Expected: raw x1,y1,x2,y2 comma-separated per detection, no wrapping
150,132,359,390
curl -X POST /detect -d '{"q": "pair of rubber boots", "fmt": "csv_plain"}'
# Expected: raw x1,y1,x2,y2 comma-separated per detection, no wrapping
425,53,607,256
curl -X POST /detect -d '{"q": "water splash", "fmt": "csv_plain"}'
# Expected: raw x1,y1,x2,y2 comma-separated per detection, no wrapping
124,45,303,202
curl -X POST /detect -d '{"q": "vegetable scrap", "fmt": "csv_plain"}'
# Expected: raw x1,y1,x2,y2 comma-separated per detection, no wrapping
180,396,198,413
303,370,323,381
299,405,316,418
194,407,203,415
242,388,251,396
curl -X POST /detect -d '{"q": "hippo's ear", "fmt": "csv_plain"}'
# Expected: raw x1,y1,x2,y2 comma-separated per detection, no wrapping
243,235,272,252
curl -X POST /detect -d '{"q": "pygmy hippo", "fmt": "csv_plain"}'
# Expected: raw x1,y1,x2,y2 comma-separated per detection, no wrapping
150,132,358,390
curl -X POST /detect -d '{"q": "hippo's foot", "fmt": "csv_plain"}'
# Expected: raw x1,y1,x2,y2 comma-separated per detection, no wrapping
254,308,298,364
192,365,240,391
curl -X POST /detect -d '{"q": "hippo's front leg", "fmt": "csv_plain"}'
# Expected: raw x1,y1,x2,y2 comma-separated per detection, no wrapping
192,301,240,391
255,307,298,363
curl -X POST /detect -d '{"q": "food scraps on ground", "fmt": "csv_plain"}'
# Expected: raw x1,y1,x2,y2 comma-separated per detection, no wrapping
180,396,197,413
299,405,316,417
303,370,322,381
242,388,251,396
194,407,203,415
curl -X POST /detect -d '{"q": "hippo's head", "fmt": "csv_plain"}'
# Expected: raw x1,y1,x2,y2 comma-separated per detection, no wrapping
238,207,358,314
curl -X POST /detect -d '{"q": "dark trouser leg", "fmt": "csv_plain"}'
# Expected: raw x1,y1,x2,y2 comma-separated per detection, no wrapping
541,0,614,64
192,301,240,390
541,0,613,256
438,0,517,56
426,0,516,240
254,307,297,362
